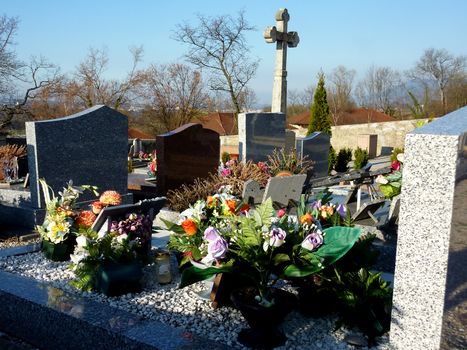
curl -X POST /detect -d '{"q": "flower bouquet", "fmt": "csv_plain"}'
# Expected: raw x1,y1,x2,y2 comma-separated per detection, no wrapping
37,179,98,261
375,153,404,199
69,212,152,296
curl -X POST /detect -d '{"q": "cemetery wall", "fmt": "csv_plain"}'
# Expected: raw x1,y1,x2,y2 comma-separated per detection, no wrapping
294,118,432,156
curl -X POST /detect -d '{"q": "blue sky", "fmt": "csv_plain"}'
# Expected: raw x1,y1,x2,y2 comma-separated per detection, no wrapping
3,0,467,106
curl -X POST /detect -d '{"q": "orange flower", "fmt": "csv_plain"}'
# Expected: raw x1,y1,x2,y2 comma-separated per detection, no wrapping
100,190,122,206
206,196,216,207
300,212,314,226
91,201,104,215
57,206,75,217
76,210,96,228
320,206,334,219
238,203,250,213
225,199,237,213
181,219,197,236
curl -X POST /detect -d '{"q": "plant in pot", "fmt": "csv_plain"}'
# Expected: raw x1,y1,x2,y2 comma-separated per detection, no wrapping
36,179,98,261
69,212,152,296
175,197,362,349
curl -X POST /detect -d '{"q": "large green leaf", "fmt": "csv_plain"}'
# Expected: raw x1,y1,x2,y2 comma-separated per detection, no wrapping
160,218,185,234
238,217,260,246
179,265,233,288
315,226,362,266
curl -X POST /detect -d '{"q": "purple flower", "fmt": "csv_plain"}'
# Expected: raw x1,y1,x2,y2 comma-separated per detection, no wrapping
301,231,324,251
336,204,347,219
207,236,228,260
268,227,287,247
311,200,322,210
204,227,220,241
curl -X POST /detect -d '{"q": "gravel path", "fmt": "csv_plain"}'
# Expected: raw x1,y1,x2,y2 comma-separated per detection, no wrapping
0,251,390,350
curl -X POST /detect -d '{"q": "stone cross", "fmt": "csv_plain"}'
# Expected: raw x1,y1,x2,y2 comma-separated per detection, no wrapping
264,8,300,114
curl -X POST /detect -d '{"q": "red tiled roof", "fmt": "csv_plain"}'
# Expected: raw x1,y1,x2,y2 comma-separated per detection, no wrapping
192,112,237,135
128,128,153,139
288,108,395,127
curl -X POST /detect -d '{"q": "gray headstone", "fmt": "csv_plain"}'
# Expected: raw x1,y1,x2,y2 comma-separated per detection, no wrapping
390,106,467,349
238,112,286,163
242,179,263,205
26,105,129,208
296,132,330,178
132,138,142,157
285,130,296,153
262,174,306,207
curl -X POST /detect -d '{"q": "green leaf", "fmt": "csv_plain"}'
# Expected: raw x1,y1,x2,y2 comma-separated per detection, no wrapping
283,263,322,277
179,265,233,288
255,198,273,227
273,253,291,265
315,226,362,266
161,218,185,234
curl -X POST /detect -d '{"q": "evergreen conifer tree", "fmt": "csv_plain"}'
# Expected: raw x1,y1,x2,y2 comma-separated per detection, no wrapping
307,73,332,136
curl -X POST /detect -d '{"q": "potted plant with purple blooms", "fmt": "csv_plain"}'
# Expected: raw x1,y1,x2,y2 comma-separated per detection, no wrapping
69,212,152,296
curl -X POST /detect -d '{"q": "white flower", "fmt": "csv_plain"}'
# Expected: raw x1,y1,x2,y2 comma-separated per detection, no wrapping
116,233,128,243
396,153,404,163
375,174,389,185
76,235,88,248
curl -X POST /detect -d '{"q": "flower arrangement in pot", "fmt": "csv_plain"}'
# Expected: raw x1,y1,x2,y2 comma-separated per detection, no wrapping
37,179,98,261
69,211,152,296
166,191,362,349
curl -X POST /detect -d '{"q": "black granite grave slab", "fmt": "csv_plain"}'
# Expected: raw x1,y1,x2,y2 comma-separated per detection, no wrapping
0,269,233,350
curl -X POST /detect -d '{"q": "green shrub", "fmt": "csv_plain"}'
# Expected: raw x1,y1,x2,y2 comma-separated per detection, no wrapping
221,151,231,164
390,147,404,162
335,148,352,172
354,147,369,169
328,146,337,174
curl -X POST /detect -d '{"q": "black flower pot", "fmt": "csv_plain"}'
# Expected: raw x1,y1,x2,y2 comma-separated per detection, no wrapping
230,287,297,349
41,236,76,262
96,261,143,296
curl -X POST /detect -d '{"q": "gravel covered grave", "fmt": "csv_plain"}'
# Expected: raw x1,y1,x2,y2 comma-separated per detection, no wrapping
0,251,390,350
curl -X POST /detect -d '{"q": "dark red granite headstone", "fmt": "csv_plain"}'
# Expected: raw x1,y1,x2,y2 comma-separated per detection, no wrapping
156,123,220,195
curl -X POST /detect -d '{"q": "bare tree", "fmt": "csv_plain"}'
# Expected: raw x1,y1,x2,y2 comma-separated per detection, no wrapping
174,10,259,114
328,65,356,125
139,63,207,132
1,56,62,130
287,85,314,116
355,65,401,116
72,46,144,110
0,15,23,95
411,48,466,114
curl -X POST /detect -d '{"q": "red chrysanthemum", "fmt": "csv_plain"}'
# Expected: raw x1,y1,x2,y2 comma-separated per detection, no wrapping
100,190,122,206
76,210,96,228
91,201,104,215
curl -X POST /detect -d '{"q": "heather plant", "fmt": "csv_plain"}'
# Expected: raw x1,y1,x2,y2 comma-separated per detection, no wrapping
328,146,337,174
267,148,314,176
353,147,369,169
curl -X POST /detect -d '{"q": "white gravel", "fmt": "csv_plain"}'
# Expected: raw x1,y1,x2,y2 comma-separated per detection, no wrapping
0,251,390,350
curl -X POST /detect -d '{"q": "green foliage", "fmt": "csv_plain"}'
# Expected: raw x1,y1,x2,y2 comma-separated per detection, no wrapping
390,148,404,162
307,73,332,137
179,265,234,288
408,89,429,119
334,268,393,340
221,151,230,164
328,146,337,174
379,171,402,199
335,148,352,172
353,147,369,169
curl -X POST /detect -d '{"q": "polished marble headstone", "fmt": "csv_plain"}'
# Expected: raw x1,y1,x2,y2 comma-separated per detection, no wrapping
26,105,129,208
296,132,330,178
390,106,467,349
156,123,219,195
238,112,285,163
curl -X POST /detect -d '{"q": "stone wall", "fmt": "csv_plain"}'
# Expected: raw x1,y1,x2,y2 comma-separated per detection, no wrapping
222,119,432,158
294,118,433,156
